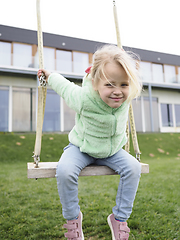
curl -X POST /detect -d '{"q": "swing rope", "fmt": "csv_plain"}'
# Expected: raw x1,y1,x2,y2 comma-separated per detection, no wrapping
113,0,141,161
32,0,47,167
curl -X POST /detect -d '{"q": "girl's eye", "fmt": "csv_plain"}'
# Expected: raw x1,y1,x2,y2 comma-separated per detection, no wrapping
105,83,113,87
121,83,129,87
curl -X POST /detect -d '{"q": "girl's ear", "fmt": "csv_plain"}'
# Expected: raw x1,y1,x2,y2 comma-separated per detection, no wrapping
92,79,97,91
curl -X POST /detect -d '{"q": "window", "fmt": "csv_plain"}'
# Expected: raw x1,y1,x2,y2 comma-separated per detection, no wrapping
152,64,164,83
175,104,180,127
152,98,160,132
0,86,9,131
43,47,55,70
142,97,159,132
63,100,75,131
43,89,60,132
12,87,36,131
178,67,180,83
73,52,89,74
31,88,36,131
140,62,152,82
131,98,142,132
56,50,72,72
161,103,173,127
13,43,32,68
0,41,11,66
164,65,176,83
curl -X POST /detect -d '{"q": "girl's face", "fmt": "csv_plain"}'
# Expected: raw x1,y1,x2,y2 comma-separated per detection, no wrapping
93,62,129,108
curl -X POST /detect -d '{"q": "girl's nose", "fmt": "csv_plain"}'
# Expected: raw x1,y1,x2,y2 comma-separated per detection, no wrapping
113,87,122,95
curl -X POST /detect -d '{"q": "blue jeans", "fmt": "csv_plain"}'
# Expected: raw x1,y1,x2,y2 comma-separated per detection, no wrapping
56,143,141,221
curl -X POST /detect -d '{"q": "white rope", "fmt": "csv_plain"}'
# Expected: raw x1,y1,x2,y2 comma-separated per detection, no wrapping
33,0,47,167
36,0,44,70
113,0,141,160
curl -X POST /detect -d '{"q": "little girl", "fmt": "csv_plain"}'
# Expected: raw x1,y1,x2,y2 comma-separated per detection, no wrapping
38,45,142,240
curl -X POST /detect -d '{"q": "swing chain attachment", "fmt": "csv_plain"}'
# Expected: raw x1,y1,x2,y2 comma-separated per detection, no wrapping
39,72,46,86
32,153,40,168
136,153,141,162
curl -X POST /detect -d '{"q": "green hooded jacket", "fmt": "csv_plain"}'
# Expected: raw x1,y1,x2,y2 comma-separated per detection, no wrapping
48,72,129,158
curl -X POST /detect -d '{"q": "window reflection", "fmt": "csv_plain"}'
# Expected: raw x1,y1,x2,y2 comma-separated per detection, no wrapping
43,89,60,132
152,64,164,83
140,62,152,82
0,86,9,131
175,104,180,127
44,47,55,70
13,43,32,68
164,65,176,83
0,41,11,66
132,98,142,132
56,50,72,72
178,67,180,83
73,52,89,74
161,103,173,127
12,87,32,131
63,100,75,131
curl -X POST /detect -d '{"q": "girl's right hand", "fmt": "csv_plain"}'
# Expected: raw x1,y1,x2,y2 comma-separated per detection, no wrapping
37,69,51,83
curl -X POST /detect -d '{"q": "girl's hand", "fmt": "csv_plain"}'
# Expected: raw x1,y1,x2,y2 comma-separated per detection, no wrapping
37,69,51,83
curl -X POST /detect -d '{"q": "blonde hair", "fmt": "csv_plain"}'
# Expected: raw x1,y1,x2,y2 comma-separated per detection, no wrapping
90,45,142,102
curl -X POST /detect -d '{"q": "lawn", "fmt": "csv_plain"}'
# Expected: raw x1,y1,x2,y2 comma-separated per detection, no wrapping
0,132,180,239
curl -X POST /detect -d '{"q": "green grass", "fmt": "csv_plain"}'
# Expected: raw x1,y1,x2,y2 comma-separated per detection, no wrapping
0,132,180,239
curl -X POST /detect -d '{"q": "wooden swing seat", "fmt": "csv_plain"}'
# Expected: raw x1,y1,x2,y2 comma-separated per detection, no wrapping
27,162,149,179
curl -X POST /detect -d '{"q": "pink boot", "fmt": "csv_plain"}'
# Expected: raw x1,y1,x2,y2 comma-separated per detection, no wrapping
63,211,84,240
107,214,130,240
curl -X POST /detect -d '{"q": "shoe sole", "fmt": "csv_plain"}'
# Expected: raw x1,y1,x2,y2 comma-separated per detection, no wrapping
80,211,84,240
107,215,115,240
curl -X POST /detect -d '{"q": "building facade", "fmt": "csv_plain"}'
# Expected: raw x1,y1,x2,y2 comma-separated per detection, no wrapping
0,25,180,133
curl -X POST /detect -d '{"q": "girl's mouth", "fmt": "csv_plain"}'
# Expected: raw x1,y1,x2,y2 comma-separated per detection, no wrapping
111,97,122,101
